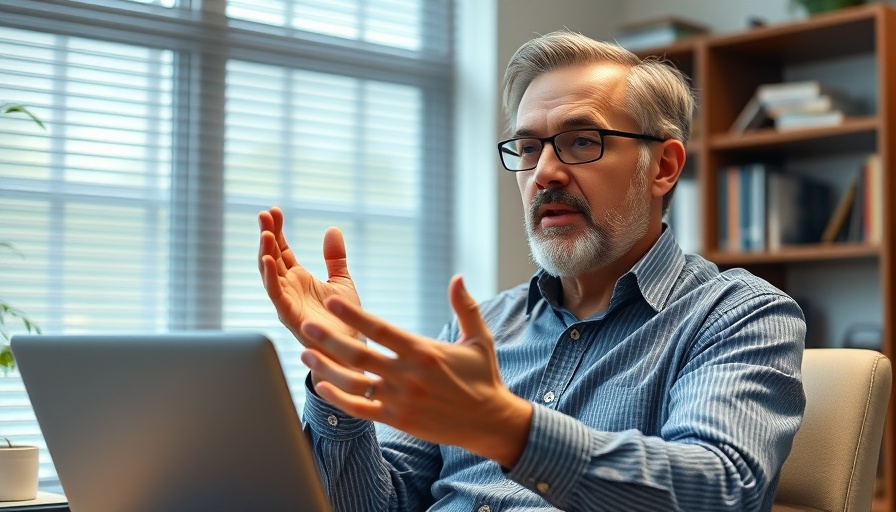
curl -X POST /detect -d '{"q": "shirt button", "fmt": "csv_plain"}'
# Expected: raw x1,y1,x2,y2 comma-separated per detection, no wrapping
569,328,580,340
477,506,491,512
326,415,338,426
543,391,555,403
537,482,550,494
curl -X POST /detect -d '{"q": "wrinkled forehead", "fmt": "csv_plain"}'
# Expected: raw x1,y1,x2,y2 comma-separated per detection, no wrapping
514,63,632,133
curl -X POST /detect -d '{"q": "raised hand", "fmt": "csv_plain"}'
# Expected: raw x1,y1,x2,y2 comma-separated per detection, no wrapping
299,275,533,468
257,206,362,343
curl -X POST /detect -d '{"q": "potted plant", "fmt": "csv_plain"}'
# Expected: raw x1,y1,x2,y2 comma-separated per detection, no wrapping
0,438,39,502
792,0,865,15
0,102,44,502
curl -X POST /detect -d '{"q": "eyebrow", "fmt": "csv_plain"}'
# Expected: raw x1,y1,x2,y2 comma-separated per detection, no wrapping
512,116,606,138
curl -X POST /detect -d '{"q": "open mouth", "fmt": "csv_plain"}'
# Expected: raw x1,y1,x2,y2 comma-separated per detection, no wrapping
538,204,581,227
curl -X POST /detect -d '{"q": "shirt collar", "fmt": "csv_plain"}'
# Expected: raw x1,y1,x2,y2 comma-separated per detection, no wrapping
525,224,686,316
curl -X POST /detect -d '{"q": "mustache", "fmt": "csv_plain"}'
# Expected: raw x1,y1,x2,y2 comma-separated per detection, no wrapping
528,189,593,221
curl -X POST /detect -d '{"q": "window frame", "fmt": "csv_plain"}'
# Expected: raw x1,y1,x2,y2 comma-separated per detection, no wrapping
0,0,455,492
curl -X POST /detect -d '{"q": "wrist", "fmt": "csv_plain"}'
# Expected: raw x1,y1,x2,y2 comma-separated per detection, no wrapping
478,391,533,468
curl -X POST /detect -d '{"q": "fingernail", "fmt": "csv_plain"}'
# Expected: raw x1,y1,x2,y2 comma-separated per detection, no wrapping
300,350,317,367
456,275,469,296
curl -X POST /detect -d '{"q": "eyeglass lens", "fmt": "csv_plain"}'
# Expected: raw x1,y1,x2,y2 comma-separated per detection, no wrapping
501,130,604,170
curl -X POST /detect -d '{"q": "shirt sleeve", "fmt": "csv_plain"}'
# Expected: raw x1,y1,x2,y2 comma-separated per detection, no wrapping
302,373,443,512
505,290,806,512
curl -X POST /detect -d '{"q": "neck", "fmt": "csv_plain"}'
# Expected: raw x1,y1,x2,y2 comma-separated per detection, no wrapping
558,223,663,320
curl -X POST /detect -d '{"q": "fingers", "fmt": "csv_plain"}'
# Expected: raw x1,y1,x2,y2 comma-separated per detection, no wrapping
322,227,352,282
260,254,284,301
301,349,378,399
257,207,297,272
448,275,491,346
270,207,299,269
300,320,394,376
259,231,289,276
321,297,420,357
312,378,384,418
257,210,274,275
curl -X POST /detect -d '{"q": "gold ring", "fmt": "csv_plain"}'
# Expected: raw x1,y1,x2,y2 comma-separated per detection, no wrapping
363,383,375,400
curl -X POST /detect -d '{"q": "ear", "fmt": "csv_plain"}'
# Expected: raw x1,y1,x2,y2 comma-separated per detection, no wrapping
650,139,686,198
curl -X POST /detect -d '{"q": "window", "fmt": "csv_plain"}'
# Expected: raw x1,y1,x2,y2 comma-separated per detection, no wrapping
0,0,454,492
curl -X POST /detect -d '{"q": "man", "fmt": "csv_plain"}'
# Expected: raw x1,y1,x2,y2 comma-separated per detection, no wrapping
258,30,805,511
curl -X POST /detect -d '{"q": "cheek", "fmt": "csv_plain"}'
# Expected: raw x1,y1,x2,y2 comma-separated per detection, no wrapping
516,172,533,206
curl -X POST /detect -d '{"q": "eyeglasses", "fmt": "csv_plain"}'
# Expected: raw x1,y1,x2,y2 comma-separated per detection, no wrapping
497,128,666,172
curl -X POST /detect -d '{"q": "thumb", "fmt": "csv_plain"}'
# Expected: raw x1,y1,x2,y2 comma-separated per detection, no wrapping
322,227,352,281
449,275,491,346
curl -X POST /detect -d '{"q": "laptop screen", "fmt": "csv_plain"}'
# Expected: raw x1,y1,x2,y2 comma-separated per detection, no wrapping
11,332,332,512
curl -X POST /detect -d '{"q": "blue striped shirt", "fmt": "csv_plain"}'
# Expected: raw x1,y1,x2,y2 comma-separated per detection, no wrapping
303,227,806,511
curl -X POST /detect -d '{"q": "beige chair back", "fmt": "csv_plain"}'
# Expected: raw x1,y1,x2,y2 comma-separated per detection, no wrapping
773,348,891,512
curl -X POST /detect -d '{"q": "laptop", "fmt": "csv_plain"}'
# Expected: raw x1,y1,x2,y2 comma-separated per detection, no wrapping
10,332,333,512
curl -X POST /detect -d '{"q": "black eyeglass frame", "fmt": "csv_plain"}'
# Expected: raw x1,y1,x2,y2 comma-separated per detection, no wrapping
497,128,667,172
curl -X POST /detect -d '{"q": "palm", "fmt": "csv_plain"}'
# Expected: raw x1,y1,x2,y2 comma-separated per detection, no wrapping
258,207,361,342
277,263,360,341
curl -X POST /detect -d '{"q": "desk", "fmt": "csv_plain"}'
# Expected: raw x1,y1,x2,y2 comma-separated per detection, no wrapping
0,492,68,511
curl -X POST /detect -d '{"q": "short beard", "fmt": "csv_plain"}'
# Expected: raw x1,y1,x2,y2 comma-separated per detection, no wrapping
525,147,652,278
525,190,607,277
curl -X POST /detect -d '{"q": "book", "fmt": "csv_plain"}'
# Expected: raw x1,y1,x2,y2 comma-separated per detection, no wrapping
729,81,859,134
729,94,767,135
727,165,740,251
865,154,882,244
775,110,844,130
847,167,866,242
766,172,832,250
716,164,768,252
613,16,709,51
748,163,766,252
763,94,852,118
820,172,859,243
755,81,828,104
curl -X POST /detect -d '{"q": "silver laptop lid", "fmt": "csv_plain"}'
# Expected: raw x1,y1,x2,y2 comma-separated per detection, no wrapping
11,332,331,512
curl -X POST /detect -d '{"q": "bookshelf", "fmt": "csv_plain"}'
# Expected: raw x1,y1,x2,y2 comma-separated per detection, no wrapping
635,4,896,510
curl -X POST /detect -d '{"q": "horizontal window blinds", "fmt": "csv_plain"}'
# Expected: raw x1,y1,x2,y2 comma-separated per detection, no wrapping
0,0,453,493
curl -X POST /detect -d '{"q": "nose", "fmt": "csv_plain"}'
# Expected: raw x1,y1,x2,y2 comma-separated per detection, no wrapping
531,141,571,190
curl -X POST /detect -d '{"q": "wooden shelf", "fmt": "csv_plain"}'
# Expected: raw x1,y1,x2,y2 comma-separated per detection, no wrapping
707,5,877,62
708,243,879,266
709,115,878,154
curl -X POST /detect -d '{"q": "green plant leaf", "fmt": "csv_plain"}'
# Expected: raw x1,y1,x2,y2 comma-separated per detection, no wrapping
0,102,46,130
0,345,15,374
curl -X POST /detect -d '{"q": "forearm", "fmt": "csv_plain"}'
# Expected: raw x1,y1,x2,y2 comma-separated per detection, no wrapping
506,405,787,512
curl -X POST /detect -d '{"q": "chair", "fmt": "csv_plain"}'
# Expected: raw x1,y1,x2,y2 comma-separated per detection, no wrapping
773,348,892,512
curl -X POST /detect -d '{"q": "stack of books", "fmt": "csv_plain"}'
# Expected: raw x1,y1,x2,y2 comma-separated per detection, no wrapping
612,16,709,52
717,163,832,252
729,80,861,134
716,154,882,252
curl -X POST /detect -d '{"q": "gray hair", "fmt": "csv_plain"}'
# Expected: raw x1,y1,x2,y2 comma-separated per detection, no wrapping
502,31,696,213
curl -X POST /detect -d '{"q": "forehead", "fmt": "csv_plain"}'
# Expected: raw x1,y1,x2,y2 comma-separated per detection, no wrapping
515,62,632,133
